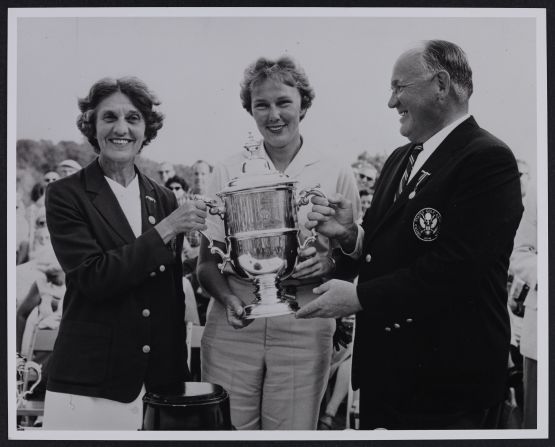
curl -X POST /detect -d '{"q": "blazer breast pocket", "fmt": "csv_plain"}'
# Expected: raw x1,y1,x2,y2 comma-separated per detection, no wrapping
49,320,112,386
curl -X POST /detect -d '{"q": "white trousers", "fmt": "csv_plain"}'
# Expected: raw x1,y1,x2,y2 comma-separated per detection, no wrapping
43,385,146,430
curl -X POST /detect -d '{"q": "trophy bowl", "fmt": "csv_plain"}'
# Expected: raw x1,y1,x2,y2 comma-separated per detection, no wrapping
200,146,324,319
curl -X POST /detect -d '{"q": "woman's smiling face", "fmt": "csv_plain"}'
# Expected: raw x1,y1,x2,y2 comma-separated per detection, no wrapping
95,91,146,166
250,79,304,154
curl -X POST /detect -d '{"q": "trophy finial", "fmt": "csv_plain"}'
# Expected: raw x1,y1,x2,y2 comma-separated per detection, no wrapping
244,131,260,157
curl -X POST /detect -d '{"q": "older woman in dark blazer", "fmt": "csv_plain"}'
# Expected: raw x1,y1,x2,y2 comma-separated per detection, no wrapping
43,77,207,430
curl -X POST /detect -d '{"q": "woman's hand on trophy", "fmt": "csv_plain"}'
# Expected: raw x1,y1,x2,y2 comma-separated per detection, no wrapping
305,194,358,253
224,294,252,329
156,200,208,243
292,246,335,279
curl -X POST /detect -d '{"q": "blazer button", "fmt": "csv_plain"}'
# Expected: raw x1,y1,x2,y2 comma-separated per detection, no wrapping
142,309,150,317
365,254,372,263
142,345,151,354
159,265,166,272
393,323,400,329
150,271,156,277
148,216,156,224
406,318,413,323
384,327,391,332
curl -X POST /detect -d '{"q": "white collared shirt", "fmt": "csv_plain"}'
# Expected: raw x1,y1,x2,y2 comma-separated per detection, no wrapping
105,175,142,238
346,114,471,259
408,113,471,181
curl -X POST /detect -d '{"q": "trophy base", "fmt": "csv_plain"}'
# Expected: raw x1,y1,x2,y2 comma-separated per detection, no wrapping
244,300,299,319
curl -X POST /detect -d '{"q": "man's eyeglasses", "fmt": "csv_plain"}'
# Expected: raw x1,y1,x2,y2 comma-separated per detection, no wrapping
170,186,183,191
44,177,57,183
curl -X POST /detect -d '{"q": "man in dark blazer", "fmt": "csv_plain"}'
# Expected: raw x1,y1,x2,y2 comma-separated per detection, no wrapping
297,40,523,429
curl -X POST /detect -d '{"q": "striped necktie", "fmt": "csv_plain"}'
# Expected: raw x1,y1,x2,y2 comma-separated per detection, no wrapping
394,143,423,202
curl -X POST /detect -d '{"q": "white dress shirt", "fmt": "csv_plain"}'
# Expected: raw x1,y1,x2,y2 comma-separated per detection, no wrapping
105,175,142,238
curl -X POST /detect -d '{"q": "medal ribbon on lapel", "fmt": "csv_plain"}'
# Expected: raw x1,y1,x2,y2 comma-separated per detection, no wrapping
394,143,423,202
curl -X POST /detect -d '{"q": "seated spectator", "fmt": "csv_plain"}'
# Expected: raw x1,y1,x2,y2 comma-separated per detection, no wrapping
319,315,355,430
57,159,82,178
190,160,213,196
165,175,189,204
510,193,537,428
158,161,176,184
28,209,52,260
355,163,377,192
16,190,30,264
25,182,47,256
17,248,65,353
164,174,209,324
359,189,373,217
43,171,60,184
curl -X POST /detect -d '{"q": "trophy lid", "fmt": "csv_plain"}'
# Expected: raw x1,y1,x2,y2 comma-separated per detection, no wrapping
220,133,298,194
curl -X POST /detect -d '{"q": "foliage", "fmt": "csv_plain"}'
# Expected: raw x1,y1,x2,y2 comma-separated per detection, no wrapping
15,139,191,205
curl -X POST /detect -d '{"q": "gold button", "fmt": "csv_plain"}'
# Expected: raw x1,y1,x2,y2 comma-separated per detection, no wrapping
406,318,413,323
150,272,156,277
159,265,166,272
142,309,150,317
394,323,400,329
365,254,372,263
385,327,391,332
148,216,156,224
142,345,151,354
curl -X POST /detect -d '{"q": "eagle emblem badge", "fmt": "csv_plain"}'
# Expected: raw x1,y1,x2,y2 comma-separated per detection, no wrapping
413,208,441,242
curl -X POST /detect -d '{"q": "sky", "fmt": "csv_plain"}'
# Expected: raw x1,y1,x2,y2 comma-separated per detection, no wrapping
14,10,541,183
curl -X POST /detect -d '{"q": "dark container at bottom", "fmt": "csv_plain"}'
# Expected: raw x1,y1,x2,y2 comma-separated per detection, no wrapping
142,382,232,430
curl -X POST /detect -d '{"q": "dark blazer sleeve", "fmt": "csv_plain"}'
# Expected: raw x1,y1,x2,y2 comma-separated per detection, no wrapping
357,141,523,320
45,179,177,302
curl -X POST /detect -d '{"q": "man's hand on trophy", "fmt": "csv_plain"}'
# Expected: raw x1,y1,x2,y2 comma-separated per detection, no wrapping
295,279,362,319
292,246,335,279
305,194,358,252
224,294,252,329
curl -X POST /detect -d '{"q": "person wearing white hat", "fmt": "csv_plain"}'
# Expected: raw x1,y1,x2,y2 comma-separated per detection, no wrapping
57,159,82,178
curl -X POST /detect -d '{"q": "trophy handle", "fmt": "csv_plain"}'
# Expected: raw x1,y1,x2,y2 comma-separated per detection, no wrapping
199,231,232,273
296,185,328,251
296,184,326,208
195,197,226,220
196,198,230,273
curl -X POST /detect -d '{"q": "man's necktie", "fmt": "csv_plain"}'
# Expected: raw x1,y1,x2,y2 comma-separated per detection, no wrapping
394,143,423,202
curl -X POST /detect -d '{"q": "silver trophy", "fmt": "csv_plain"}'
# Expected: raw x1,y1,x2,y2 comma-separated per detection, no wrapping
201,135,325,319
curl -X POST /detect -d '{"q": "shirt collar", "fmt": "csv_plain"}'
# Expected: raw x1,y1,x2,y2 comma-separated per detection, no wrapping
422,113,471,151
104,173,139,194
246,136,320,174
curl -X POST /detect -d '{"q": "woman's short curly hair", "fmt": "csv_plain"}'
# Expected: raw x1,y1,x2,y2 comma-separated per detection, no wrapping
76,77,164,153
240,56,315,120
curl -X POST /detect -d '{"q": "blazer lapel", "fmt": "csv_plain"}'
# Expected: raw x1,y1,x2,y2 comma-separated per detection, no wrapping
365,116,479,245
363,144,411,239
84,159,137,244
139,173,159,233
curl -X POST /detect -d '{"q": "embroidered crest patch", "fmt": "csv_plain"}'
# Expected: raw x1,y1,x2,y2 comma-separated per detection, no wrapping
413,208,441,242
